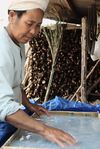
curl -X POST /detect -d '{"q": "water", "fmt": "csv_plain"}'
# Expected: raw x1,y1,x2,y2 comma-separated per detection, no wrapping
11,115,100,149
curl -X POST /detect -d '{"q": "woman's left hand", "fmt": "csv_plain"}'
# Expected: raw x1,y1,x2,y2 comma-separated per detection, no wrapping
21,89,49,117
29,104,49,117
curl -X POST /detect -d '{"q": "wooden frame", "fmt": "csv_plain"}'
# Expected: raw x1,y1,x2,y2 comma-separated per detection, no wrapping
2,111,99,149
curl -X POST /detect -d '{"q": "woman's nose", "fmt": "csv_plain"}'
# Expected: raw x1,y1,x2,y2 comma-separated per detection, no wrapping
30,27,36,35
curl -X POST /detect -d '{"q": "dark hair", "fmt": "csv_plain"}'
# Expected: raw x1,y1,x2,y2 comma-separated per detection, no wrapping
8,10,26,18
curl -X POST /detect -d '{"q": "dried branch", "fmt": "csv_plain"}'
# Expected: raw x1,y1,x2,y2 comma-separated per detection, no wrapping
43,8,63,102
70,60,100,101
87,77,100,95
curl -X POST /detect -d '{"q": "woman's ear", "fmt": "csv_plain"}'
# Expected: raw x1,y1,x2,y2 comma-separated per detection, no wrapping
8,10,17,23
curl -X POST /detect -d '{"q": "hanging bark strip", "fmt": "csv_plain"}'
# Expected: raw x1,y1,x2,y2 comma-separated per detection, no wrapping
22,46,34,99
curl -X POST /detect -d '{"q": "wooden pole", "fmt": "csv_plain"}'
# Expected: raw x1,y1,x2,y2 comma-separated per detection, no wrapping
81,17,87,102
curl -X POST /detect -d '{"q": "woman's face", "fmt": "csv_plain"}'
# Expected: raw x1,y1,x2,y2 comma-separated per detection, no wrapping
8,9,44,43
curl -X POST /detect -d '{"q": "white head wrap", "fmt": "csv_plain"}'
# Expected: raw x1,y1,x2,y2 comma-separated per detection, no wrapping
8,0,49,12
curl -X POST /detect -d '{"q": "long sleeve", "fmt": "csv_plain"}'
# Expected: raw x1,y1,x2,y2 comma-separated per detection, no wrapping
0,72,20,121
0,27,24,121
0,49,20,121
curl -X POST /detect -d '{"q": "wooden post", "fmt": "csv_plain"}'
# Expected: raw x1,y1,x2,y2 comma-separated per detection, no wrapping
81,17,87,102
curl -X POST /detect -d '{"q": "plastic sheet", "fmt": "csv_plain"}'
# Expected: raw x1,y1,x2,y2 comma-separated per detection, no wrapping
42,96,100,112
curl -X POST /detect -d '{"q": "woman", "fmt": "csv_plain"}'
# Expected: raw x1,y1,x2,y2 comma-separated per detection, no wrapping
0,0,76,147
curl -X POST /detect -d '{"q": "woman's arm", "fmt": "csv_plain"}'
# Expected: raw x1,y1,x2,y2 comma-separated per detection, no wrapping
6,109,45,133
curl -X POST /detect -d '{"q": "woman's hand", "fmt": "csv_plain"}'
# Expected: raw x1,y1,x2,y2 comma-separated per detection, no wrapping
41,125,76,148
28,104,49,116
21,89,49,116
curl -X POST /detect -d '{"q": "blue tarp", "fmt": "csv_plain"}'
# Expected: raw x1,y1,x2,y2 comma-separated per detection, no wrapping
42,96,100,112
0,122,17,147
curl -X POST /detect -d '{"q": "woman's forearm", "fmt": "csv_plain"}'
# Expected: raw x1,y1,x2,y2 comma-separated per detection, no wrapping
5,109,46,134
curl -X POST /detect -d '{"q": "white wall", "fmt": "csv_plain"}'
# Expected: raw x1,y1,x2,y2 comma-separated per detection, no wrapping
0,0,13,26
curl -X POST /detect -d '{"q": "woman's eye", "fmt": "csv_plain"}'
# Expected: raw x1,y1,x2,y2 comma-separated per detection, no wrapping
36,24,41,28
26,22,32,27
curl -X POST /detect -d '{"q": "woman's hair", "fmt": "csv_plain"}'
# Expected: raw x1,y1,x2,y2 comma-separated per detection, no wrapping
8,10,26,18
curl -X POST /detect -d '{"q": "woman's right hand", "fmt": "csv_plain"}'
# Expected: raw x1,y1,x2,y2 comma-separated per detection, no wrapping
41,125,76,148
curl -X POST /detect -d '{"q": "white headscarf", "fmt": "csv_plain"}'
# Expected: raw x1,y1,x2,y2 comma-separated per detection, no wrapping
8,0,49,12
